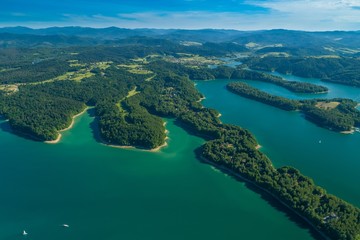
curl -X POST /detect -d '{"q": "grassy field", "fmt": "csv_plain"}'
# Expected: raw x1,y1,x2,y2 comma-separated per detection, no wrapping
33,61,112,85
164,54,223,66
0,67,21,73
0,84,20,94
0,61,113,94
117,63,153,75
96,61,113,70
68,59,87,67
260,52,291,58
315,101,340,110
126,88,140,98
145,74,157,81
116,87,140,116
131,54,162,64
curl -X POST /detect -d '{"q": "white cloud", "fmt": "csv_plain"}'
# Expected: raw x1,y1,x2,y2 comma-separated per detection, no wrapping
249,0,360,11
246,0,360,30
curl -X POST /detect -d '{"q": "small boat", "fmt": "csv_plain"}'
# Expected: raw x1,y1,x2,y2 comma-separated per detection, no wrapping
22,230,28,236
319,140,322,144
62,224,69,228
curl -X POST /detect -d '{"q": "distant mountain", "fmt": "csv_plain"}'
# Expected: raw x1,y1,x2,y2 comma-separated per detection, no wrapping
1,27,360,55
0,32,99,48
0,27,244,42
0,27,168,40
159,29,245,43
1,26,359,42
231,29,360,48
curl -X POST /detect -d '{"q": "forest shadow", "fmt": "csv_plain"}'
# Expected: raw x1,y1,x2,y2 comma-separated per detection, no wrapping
194,147,326,240
0,120,11,133
0,120,42,142
87,108,104,144
173,119,215,141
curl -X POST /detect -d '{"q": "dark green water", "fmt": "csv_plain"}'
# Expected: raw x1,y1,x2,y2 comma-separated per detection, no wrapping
0,110,316,239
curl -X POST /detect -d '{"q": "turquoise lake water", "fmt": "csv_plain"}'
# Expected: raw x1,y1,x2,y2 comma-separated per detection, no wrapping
196,73,360,207
0,73,358,239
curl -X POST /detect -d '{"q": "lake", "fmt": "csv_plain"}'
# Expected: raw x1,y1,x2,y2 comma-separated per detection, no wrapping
0,73,358,239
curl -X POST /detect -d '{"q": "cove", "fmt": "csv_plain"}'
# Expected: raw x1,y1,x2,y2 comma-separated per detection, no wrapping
0,109,315,239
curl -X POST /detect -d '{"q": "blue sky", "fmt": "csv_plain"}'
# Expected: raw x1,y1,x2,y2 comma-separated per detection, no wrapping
1,0,360,30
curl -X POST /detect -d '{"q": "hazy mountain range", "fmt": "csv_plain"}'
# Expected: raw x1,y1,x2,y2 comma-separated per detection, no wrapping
0,26,360,56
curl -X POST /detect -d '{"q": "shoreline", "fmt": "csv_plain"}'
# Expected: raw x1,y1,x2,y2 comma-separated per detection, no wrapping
312,90,329,95
341,129,355,134
197,96,206,102
103,122,169,152
199,156,330,240
217,113,222,124
104,136,169,152
45,106,89,144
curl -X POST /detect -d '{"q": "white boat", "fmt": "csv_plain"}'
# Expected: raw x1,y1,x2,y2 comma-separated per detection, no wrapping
22,230,28,236
62,224,69,228
319,140,322,143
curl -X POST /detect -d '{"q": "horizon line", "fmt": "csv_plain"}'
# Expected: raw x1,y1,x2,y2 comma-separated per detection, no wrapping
0,25,359,33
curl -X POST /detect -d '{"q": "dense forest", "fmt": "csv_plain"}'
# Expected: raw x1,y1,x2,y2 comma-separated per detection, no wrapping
0,90,85,140
97,93,166,149
244,56,360,87
0,41,359,239
0,59,71,84
0,64,167,145
227,82,360,132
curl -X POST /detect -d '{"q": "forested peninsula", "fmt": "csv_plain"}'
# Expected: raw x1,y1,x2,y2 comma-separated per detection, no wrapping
0,44,359,239
177,65,328,94
244,56,360,88
227,69,328,94
227,82,360,132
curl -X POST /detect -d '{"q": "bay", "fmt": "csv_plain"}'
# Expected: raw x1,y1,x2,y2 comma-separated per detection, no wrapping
0,109,314,239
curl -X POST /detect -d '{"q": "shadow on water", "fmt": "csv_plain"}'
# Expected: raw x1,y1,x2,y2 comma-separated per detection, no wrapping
173,119,215,141
193,147,325,240
87,108,104,145
0,120,42,142
169,115,324,239
0,120,11,133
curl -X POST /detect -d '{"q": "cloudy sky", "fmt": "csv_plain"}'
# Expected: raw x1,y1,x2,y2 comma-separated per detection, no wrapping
1,0,360,30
